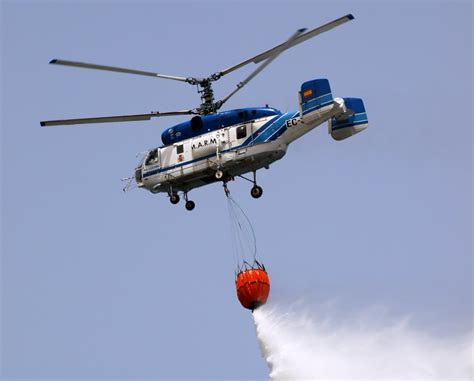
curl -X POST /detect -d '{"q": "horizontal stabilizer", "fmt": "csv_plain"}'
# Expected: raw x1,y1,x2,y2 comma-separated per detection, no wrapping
329,97,368,140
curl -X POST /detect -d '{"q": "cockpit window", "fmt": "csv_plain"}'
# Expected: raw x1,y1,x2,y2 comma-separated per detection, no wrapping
145,149,159,165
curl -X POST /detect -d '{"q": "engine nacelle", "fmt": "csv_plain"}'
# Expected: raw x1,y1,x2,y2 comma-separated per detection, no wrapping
329,97,368,141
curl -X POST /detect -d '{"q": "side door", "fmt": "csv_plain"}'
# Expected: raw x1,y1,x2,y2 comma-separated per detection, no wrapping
220,124,248,163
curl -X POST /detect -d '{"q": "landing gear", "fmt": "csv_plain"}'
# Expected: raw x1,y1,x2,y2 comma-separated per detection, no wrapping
185,200,195,211
184,192,195,211
169,188,196,211
251,185,263,199
170,193,180,204
250,170,263,199
236,170,264,199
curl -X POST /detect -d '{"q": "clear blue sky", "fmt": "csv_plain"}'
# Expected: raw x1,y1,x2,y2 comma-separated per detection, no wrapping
1,1,472,379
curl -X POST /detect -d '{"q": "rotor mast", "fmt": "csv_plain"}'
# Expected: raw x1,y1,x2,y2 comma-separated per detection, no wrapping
196,78,218,115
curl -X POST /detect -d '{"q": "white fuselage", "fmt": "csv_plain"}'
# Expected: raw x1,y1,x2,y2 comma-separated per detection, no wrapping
135,102,341,194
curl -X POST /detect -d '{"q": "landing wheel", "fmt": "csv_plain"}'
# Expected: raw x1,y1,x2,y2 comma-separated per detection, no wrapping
215,169,224,179
251,185,263,199
185,200,195,211
170,193,180,204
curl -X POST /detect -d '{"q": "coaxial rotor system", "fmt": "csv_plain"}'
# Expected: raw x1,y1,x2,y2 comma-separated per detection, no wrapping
41,14,354,127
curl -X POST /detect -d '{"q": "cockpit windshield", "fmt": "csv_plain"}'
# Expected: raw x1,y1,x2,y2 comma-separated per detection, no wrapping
145,148,159,166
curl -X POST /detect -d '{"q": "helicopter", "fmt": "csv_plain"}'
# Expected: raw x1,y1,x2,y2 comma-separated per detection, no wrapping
41,14,368,211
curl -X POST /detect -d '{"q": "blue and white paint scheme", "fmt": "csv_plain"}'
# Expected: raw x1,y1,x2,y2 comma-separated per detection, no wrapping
134,78,368,195
40,13,366,209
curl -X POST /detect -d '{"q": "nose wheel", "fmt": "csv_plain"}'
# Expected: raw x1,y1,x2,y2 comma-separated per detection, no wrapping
169,193,180,204
184,192,195,211
168,190,195,211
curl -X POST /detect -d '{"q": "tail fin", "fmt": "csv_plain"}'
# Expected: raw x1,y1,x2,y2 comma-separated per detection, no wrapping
299,79,333,122
329,97,368,141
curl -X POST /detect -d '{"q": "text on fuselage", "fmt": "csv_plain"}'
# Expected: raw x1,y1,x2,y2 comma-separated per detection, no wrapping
285,118,299,128
192,137,217,150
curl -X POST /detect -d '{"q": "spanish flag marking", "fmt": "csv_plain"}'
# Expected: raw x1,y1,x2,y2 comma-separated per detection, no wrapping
303,89,313,98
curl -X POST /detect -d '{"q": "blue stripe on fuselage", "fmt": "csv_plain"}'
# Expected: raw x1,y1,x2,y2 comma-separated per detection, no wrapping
331,113,368,130
241,114,280,145
143,111,298,178
252,112,298,144
302,93,333,115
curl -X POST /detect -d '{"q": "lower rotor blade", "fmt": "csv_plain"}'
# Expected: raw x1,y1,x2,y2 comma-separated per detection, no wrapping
40,110,195,127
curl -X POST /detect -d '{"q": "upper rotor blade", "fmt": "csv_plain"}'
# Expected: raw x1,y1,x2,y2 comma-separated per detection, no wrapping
217,14,354,77
49,59,190,82
218,29,306,108
40,110,195,127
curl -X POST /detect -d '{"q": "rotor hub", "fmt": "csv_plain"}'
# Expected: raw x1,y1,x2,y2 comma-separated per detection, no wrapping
195,78,218,115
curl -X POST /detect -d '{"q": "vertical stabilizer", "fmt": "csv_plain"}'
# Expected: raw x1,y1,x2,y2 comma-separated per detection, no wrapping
329,97,368,140
299,79,333,123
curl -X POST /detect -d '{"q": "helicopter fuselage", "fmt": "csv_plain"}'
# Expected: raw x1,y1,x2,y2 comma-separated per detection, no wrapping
134,93,345,195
